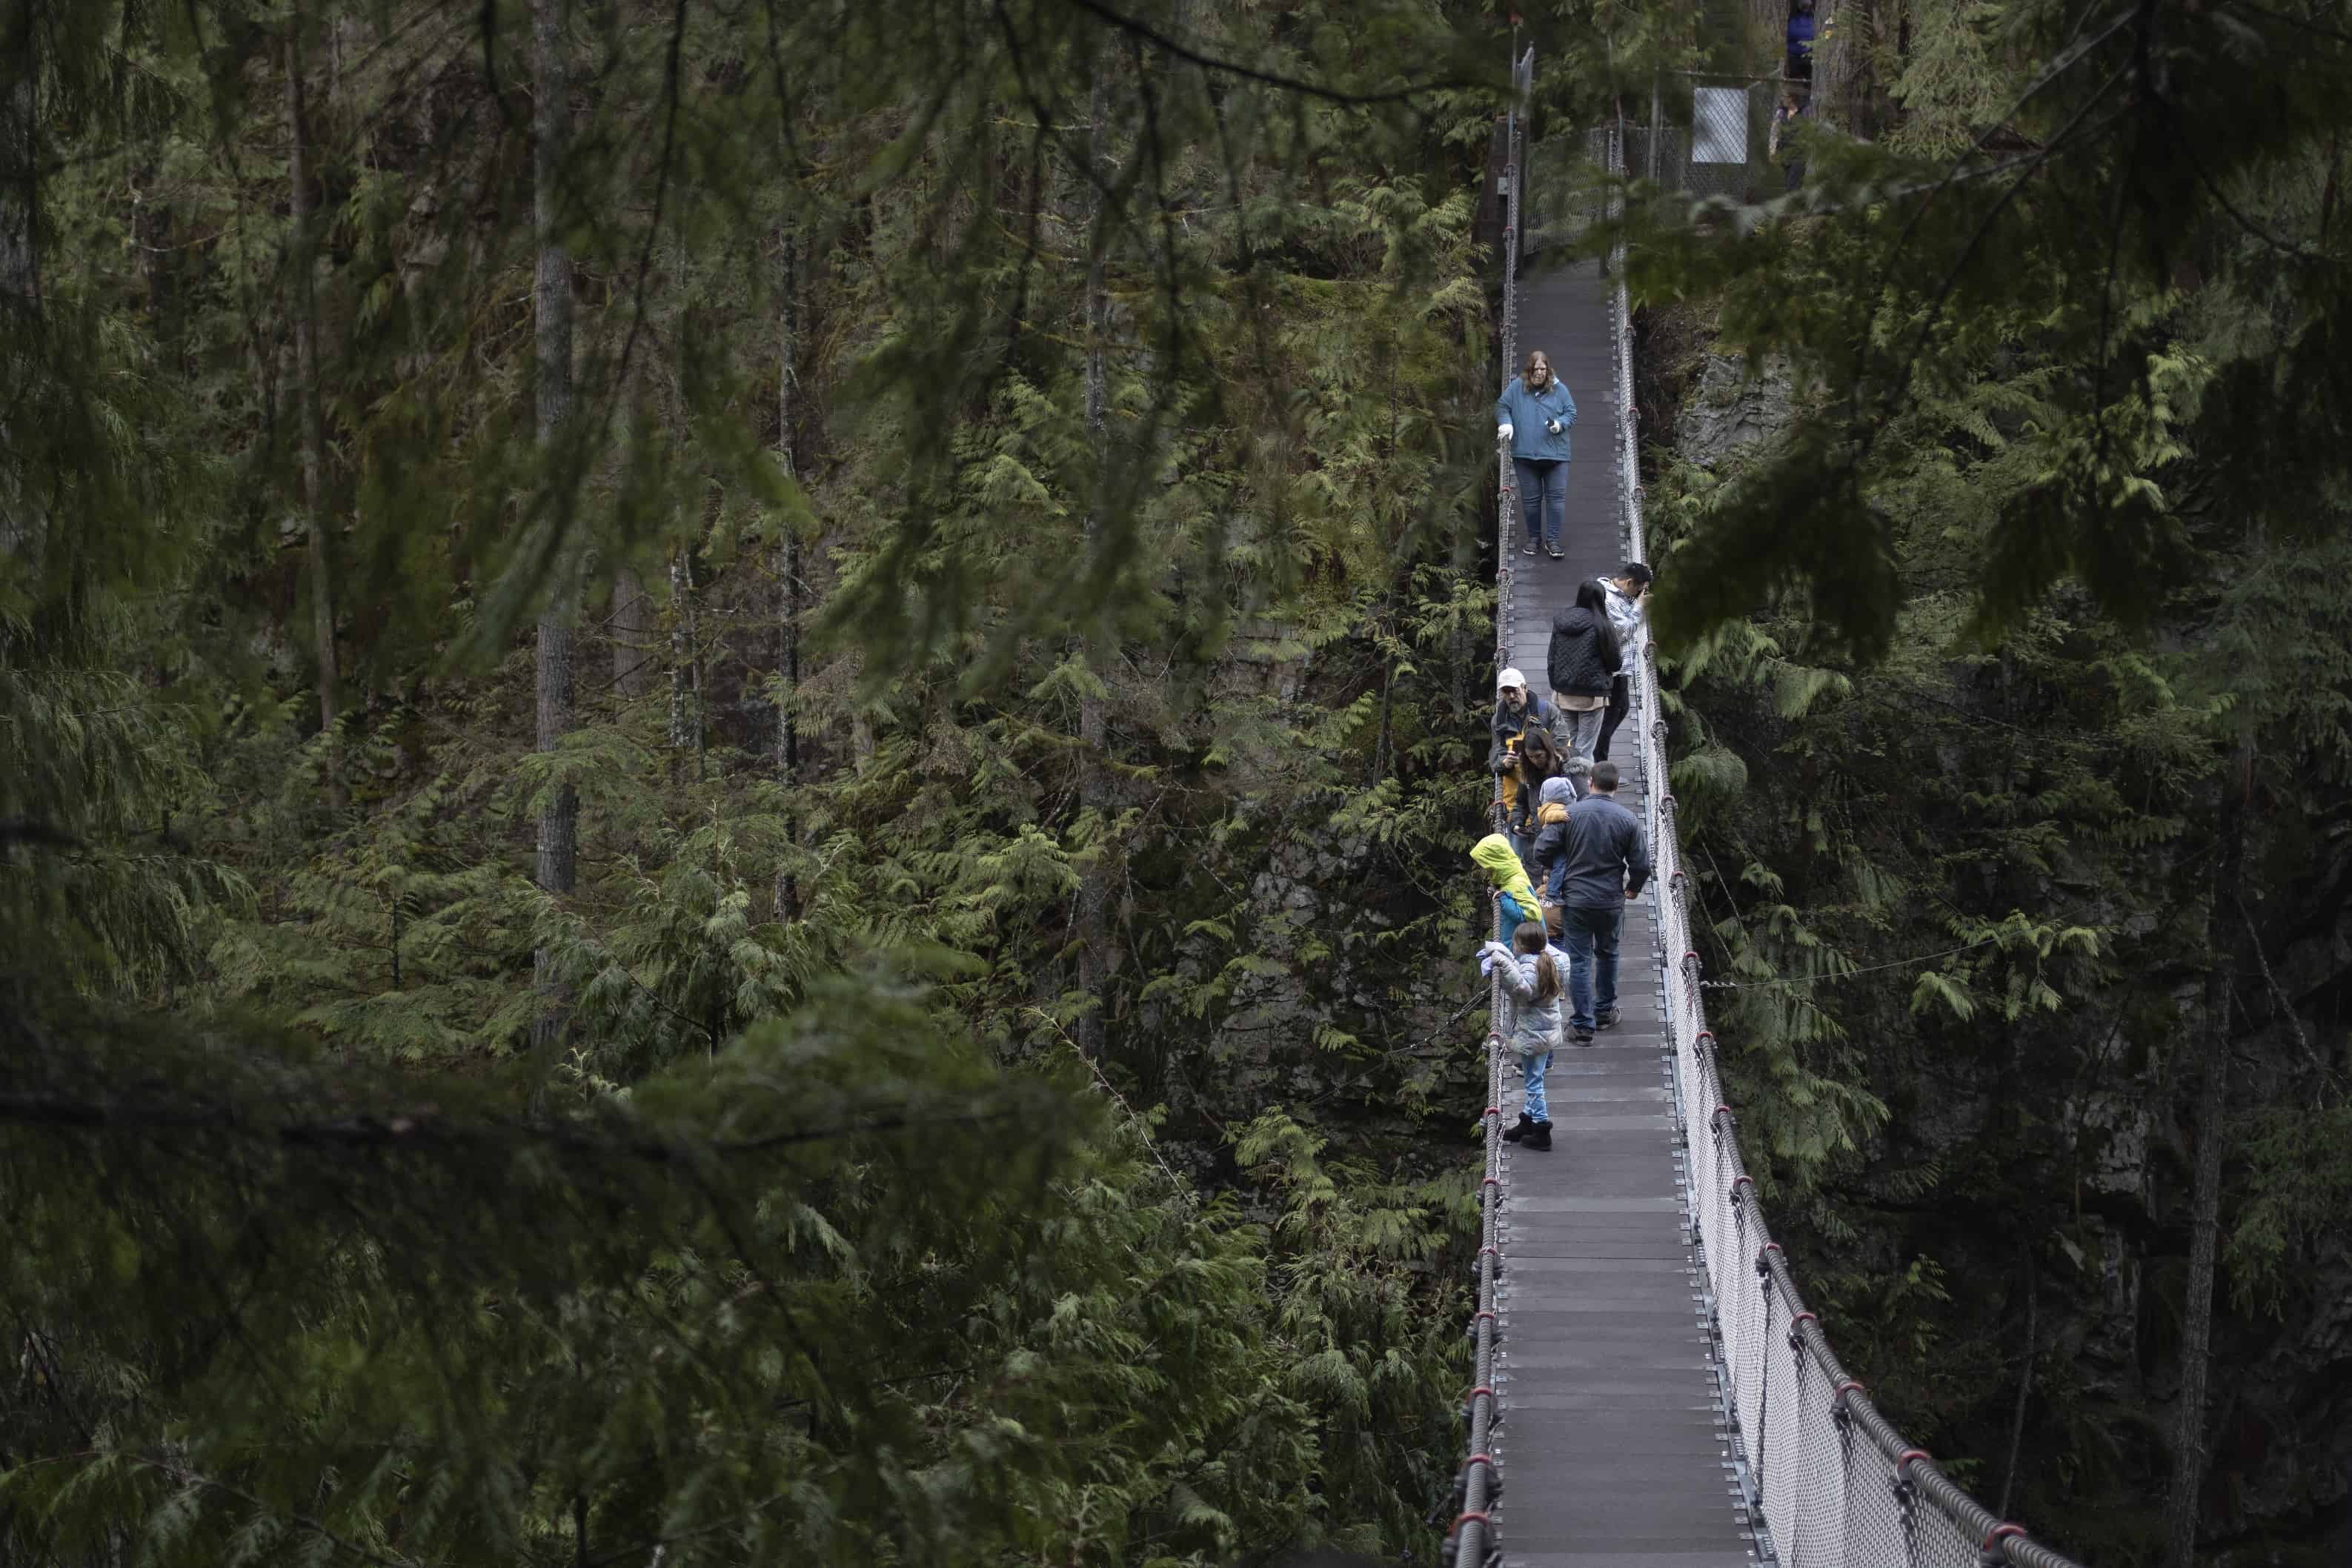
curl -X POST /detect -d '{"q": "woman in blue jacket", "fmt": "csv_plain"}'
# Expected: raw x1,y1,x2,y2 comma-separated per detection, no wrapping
1495,349,1577,559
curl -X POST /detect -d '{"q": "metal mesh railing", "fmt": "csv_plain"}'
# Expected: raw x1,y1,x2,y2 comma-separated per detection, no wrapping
1442,42,1530,1568
1595,116,2090,1568
1627,77,1785,201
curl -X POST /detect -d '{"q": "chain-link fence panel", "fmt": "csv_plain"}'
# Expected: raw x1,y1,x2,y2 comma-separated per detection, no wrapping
1631,77,1787,201
1842,1426,1913,1568
1790,1349,1847,1568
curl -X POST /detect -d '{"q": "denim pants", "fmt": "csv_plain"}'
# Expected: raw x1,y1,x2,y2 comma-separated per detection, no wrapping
1561,901,1624,1031
1518,1048,1553,1123
1515,458,1567,548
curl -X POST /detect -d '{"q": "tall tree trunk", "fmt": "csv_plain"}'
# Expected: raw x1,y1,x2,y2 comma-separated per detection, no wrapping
531,0,577,1052
2164,734,2253,1568
612,569,656,697
771,227,800,921
287,14,344,805
0,11,34,310
1072,60,1113,1059
666,548,700,772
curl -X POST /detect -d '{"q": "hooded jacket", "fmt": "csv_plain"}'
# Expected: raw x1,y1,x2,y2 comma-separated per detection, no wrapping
1471,833,1543,932
1528,777,1580,899
1482,941,1565,1059
1598,576,1645,646
1495,375,1578,464
1547,605,1623,699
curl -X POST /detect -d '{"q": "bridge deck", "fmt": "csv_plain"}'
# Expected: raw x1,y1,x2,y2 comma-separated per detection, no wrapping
1492,256,1757,1568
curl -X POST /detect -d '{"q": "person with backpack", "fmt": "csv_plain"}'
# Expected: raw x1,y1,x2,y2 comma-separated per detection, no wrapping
1547,579,1623,763
1494,349,1578,559
1471,831,1544,940
1488,668,1560,828
1554,761,1652,1043
1595,562,1651,763
1479,919,1564,1151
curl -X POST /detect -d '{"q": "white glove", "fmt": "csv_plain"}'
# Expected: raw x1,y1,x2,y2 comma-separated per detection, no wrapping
1497,423,1514,442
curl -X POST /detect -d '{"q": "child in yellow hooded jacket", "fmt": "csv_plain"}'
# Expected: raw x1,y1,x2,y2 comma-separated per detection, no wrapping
1471,833,1542,937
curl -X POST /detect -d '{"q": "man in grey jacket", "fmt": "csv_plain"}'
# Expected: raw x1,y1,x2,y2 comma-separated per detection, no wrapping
1555,761,1651,1042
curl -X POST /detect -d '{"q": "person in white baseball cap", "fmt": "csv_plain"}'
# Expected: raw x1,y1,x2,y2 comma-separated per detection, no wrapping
1487,668,1560,825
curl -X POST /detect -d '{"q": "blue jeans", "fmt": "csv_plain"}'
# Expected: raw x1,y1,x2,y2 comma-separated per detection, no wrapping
1515,458,1566,548
1519,1048,1553,1123
1561,902,1624,1032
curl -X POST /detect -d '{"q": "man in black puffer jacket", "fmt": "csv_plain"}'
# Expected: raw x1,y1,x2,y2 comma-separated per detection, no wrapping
1546,582,1623,762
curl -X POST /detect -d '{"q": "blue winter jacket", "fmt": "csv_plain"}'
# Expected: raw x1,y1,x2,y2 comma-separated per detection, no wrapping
1495,375,1578,464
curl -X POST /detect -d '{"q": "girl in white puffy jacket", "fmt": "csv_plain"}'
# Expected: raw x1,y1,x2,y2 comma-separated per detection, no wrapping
1480,920,1565,1151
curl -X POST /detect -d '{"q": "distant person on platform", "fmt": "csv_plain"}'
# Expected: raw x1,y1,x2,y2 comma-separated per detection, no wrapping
1595,562,1652,762
1547,579,1622,763
1488,668,1560,829
1495,349,1578,561
1555,761,1651,1044
1786,0,1817,82
1770,90,1813,191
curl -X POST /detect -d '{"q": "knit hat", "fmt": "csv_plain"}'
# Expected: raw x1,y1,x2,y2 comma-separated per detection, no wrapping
1497,667,1527,692
1564,753,1593,777
1539,776,1576,808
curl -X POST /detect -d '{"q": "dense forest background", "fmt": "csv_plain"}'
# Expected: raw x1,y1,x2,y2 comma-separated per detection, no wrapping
1,0,2347,1565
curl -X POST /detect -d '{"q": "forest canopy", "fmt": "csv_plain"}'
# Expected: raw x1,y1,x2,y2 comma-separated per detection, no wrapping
5,0,2351,1564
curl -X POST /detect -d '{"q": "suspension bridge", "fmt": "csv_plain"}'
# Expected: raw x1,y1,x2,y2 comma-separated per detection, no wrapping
1446,73,2088,1568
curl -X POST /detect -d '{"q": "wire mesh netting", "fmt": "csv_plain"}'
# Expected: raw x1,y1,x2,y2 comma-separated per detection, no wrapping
1456,104,2090,1568
1626,78,1791,202
1587,118,2091,1568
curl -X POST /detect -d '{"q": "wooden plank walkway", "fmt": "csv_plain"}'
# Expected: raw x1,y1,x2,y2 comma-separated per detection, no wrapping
1492,255,1758,1568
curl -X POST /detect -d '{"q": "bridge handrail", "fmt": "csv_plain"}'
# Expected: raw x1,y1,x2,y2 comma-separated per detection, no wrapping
1444,43,1532,1568
1598,117,2088,1568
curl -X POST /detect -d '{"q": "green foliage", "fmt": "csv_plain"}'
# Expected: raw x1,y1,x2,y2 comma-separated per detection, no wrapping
1621,0,2352,1547
1,2,1527,1563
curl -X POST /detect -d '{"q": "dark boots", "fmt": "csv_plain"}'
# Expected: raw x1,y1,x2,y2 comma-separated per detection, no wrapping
1522,1119,1554,1152
1502,1112,1535,1143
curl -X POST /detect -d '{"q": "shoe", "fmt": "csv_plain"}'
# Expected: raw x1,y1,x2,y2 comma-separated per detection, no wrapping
1522,1120,1554,1152
1547,543,1565,559
1572,1029,1595,1046
1521,541,1538,557
1501,1112,1535,1143
1595,1007,1620,1029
